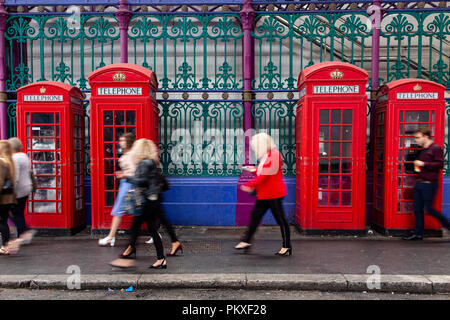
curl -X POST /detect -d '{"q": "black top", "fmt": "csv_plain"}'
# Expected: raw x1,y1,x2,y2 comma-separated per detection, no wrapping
416,143,444,184
126,158,160,198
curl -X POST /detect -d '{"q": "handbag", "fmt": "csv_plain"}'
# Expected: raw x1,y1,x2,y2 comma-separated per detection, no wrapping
123,187,146,216
158,170,170,192
30,170,37,194
1,176,13,195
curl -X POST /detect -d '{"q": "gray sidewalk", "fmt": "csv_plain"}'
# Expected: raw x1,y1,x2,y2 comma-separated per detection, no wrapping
2,226,450,294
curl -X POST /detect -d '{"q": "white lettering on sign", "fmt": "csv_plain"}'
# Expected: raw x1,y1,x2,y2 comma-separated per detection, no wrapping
313,85,359,94
24,95,63,102
97,87,142,95
396,92,439,100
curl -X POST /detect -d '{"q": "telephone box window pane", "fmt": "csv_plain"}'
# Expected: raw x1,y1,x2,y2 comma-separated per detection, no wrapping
126,111,136,125
397,189,402,200
55,114,60,124
403,176,415,187
431,111,435,122
32,202,56,213
405,124,419,135
319,110,329,124
26,114,30,124
105,192,115,206
32,126,54,137
32,151,55,162
403,188,413,200
318,191,328,206
341,175,351,190
330,159,340,173
105,176,115,191
104,160,114,174
331,110,341,124
319,143,328,157
378,150,384,161
342,143,352,157
342,126,352,141
341,192,351,206
329,176,340,189
342,159,352,173
76,163,81,174
32,138,55,150
376,186,383,197
319,126,329,141
116,178,120,189
75,151,81,162
342,110,352,124
32,113,54,124
330,126,341,140
75,139,81,149
406,111,429,123
104,144,114,158
318,175,328,189
319,159,329,173
402,202,414,213
33,163,56,175
37,176,56,188
104,111,113,125
330,143,340,157
399,124,403,135
115,127,125,141
126,127,136,135
104,127,114,142
115,111,125,125
76,199,82,210
34,189,56,200
377,162,383,173
76,187,81,198
329,192,339,206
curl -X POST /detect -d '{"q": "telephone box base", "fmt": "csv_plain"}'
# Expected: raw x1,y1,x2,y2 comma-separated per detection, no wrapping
294,223,367,236
32,223,87,237
371,223,443,238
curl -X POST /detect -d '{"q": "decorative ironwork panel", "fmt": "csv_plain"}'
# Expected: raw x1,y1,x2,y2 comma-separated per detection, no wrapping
128,14,243,91
158,100,244,176
380,11,450,87
253,13,372,90
7,102,16,138
252,100,297,176
5,14,120,91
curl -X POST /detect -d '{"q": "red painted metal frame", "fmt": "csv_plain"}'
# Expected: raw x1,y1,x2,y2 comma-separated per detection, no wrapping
372,79,446,233
296,62,368,232
88,63,158,231
16,81,85,232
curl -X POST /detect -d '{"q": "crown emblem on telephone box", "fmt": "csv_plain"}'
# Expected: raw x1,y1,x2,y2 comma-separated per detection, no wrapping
40,87,46,93
413,84,422,91
330,69,344,79
113,71,126,81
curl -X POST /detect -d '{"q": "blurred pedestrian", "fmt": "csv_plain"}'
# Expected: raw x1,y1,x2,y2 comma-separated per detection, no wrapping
0,141,20,255
8,137,36,244
403,127,450,240
236,133,292,256
98,132,137,247
109,139,181,269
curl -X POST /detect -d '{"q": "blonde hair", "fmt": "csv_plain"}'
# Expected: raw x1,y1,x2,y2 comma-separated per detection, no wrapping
0,140,16,182
131,138,160,165
250,133,277,159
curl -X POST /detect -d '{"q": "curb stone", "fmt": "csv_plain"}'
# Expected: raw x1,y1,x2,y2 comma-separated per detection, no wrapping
0,274,449,294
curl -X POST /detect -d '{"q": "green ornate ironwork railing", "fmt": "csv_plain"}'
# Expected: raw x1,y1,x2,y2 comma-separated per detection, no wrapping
4,7,450,177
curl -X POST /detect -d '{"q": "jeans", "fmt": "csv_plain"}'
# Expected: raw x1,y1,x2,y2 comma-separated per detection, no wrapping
243,197,291,248
413,182,450,236
0,205,11,245
11,196,29,237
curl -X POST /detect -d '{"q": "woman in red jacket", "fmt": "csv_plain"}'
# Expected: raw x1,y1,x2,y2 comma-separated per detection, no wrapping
235,133,292,256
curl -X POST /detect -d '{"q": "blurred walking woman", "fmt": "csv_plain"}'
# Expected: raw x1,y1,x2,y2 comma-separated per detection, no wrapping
110,139,181,269
236,133,292,256
0,141,18,255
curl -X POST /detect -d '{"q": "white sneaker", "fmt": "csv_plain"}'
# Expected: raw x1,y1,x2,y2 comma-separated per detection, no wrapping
98,236,115,247
146,233,162,244
20,230,37,245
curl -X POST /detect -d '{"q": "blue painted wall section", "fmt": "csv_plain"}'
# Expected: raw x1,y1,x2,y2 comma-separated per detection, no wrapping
161,177,238,226
442,177,450,219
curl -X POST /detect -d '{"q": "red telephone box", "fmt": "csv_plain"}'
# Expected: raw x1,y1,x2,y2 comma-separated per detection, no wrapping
16,81,85,235
295,62,368,233
372,79,446,236
88,63,158,232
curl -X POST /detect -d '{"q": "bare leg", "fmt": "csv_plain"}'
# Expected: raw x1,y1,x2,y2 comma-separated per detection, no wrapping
108,216,122,238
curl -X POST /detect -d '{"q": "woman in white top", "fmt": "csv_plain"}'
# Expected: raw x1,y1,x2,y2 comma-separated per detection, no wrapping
98,133,137,246
8,137,36,245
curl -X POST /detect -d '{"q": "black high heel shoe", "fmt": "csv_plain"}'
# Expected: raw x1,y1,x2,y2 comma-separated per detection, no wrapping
118,246,136,259
149,258,167,269
275,248,292,256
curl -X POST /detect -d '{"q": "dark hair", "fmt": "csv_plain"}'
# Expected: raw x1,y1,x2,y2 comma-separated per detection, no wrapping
120,132,136,150
414,127,432,138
